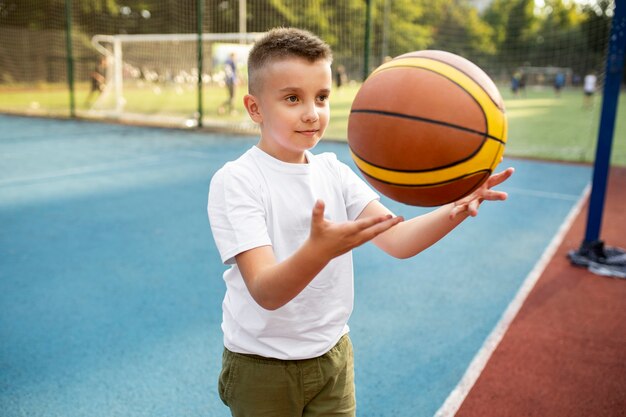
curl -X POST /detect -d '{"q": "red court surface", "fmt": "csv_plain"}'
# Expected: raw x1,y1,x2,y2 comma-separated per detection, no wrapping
457,166,626,417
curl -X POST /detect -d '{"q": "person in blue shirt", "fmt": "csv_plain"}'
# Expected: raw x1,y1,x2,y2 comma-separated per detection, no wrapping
554,72,565,97
219,52,238,115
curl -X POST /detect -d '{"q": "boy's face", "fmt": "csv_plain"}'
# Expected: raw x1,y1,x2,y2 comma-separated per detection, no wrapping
246,57,332,163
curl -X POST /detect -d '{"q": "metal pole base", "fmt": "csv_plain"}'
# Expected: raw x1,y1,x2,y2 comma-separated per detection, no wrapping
568,240,626,279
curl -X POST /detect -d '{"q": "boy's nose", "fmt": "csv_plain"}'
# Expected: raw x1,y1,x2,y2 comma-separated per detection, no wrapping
301,103,319,123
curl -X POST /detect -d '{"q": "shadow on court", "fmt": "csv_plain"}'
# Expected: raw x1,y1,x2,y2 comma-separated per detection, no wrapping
0,115,599,416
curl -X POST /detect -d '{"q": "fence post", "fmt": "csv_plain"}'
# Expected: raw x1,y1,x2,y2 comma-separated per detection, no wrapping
239,0,247,44
197,0,204,127
64,0,76,117
362,0,372,81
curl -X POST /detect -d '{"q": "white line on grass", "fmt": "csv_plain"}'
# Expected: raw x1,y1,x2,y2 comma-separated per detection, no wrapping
433,183,591,417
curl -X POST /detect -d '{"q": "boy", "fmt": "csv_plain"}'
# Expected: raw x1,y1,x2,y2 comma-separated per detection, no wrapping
208,27,513,416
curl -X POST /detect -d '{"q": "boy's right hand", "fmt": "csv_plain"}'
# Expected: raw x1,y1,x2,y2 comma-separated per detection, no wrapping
308,199,403,260
235,199,402,310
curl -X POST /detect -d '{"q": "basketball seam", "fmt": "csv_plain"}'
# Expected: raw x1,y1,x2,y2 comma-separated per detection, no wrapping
358,167,491,188
350,136,505,174
350,138,493,173
381,56,504,111
349,109,504,145
365,64,496,138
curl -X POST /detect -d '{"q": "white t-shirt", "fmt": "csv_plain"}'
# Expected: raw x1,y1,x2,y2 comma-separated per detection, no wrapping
207,146,379,360
584,74,597,93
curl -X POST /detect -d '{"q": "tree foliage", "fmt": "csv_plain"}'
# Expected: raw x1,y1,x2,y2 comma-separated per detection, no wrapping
0,0,616,78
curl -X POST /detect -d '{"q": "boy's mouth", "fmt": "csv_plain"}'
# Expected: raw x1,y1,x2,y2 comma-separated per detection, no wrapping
296,129,319,136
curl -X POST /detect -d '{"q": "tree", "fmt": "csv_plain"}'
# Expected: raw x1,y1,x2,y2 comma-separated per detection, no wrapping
580,0,613,59
420,0,495,64
371,0,431,62
530,0,586,70
503,0,537,70
0,0,120,30
482,0,513,51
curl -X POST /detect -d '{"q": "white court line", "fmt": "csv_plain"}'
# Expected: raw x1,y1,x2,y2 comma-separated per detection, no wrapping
503,186,581,201
433,183,591,417
0,151,206,187
0,155,166,187
0,150,212,188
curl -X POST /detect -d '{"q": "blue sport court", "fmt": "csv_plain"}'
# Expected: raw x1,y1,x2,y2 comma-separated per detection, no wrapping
0,114,592,416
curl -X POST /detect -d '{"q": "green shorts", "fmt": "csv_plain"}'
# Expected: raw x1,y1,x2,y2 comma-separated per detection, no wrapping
218,334,356,417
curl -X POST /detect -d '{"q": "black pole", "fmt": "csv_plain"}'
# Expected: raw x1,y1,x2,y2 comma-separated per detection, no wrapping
64,0,76,117
197,0,204,128
363,0,372,81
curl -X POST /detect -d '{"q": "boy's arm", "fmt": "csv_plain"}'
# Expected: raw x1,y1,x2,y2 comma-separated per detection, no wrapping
235,200,403,310
365,167,514,259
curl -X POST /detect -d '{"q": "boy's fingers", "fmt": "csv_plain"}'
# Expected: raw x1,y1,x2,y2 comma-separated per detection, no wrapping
482,190,508,201
311,200,325,224
449,168,514,220
468,198,480,216
488,167,515,187
354,214,394,231
360,215,404,239
355,214,402,233
449,204,466,219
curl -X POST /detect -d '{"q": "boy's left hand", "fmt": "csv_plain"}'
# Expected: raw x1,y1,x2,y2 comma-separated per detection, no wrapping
449,167,515,220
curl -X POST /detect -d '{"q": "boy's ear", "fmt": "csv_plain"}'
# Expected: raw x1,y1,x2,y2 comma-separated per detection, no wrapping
244,94,262,123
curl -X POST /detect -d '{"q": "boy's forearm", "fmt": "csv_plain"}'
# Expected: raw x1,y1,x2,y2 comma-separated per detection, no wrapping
244,201,402,310
382,203,468,259
249,240,331,311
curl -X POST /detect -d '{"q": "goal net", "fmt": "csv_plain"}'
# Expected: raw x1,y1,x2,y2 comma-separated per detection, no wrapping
86,32,260,128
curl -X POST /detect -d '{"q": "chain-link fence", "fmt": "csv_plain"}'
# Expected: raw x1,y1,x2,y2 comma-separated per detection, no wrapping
0,0,614,132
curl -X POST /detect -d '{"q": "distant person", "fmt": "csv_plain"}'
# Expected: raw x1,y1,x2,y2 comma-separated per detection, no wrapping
335,64,347,89
554,72,565,97
583,71,597,109
219,52,238,115
85,55,107,107
511,70,521,96
519,70,527,96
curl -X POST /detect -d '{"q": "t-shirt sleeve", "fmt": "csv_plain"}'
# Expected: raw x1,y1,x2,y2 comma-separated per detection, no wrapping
208,165,272,265
335,157,380,220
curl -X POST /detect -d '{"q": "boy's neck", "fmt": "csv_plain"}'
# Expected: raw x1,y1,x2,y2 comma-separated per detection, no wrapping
256,141,308,164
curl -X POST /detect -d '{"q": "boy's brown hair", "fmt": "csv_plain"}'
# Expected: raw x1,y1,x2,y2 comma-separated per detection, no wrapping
247,27,333,94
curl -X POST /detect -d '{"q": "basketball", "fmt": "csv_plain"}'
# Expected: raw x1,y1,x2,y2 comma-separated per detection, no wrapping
347,50,507,207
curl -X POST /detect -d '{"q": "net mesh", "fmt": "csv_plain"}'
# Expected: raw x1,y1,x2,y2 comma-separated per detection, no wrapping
0,0,619,161
74,0,198,123
86,34,260,127
0,3,70,116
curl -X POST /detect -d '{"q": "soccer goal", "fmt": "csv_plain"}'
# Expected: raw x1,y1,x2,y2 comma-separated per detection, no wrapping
88,32,260,127
516,66,574,88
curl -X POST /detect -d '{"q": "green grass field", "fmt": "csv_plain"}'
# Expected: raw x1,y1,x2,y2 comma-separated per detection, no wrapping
1,82,624,166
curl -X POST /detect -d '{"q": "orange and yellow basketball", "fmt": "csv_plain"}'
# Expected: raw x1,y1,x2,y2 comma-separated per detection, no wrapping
347,50,507,207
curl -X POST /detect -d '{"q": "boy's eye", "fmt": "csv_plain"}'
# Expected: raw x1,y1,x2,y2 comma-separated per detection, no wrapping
286,95,298,103
318,94,329,103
